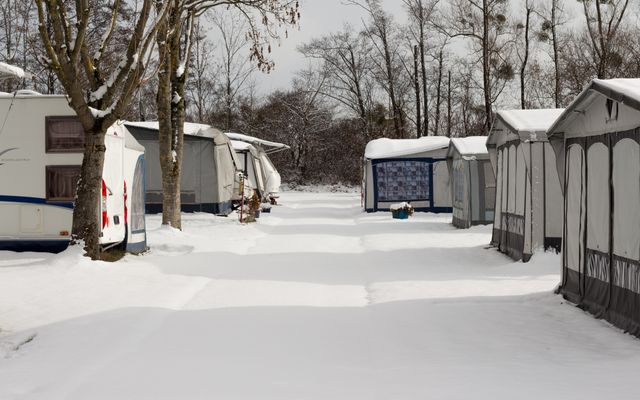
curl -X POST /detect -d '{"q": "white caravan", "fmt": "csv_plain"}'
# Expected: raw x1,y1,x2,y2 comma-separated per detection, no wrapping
226,132,288,203
0,93,147,253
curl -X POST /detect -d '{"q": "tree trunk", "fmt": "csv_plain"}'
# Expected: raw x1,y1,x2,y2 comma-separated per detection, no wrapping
481,0,492,134
157,8,182,229
520,4,531,109
434,48,443,136
381,25,403,138
447,70,452,137
413,45,421,137
72,128,106,260
551,0,561,108
418,0,429,136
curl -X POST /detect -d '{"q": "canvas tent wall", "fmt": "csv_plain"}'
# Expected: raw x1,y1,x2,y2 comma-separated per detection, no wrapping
125,121,237,215
487,109,564,262
447,136,495,228
548,78,640,336
0,93,146,253
363,137,452,213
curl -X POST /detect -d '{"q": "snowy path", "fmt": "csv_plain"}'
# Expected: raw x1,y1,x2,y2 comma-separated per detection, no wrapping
1,191,640,399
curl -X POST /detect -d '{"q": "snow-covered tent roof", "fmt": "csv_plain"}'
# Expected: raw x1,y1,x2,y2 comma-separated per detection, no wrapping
125,121,227,144
548,78,640,137
497,109,564,134
365,136,450,159
448,136,489,159
0,62,26,81
225,132,290,154
487,109,564,147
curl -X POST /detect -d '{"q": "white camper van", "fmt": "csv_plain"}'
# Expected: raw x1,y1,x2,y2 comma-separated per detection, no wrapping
0,93,147,253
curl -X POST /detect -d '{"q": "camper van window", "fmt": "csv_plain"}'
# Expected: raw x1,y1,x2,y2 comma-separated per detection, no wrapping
46,116,85,153
46,165,81,202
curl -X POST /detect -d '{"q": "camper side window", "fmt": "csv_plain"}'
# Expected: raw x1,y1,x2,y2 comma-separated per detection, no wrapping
46,116,85,153
46,166,81,202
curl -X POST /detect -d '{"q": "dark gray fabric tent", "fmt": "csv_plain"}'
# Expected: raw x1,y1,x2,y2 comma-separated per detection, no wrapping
548,78,640,336
447,137,495,228
125,122,238,215
487,109,564,262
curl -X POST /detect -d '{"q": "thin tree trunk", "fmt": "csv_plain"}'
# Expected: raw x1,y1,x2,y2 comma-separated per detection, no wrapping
551,0,561,108
418,0,429,136
434,48,443,136
447,70,452,137
413,45,421,137
520,4,531,109
382,29,402,138
482,0,492,134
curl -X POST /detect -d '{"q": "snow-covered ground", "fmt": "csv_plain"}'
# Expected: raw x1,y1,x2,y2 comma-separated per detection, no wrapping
1,191,639,399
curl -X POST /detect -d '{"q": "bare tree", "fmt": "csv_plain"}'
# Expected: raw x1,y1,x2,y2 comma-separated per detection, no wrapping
516,0,534,109
211,9,257,131
403,0,439,136
35,0,169,259
155,0,300,229
442,0,513,134
298,25,375,139
580,0,631,79
186,19,217,122
348,0,406,138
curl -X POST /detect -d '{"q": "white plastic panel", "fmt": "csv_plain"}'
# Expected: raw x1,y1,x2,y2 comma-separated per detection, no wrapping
507,145,516,213
515,145,526,216
565,145,585,273
612,139,640,260
586,143,609,253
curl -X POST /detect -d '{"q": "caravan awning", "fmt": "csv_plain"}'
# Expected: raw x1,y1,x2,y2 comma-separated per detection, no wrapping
125,121,228,144
225,132,290,154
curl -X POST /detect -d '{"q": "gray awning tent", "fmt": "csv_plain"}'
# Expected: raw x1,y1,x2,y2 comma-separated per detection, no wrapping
125,121,238,215
548,78,640,337
446,136,495,228
487,109,564,262
363,137,452,213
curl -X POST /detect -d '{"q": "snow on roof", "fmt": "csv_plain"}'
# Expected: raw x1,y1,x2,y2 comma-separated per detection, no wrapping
449,136,488,156
497,109,565,133
365,136,450,159
225,132,290,150
125,121,224,139
548,78,640,136
592,78,640,104
0,62,25,80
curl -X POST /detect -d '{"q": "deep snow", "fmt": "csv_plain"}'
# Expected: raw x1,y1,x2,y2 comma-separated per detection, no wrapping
1,191,639,400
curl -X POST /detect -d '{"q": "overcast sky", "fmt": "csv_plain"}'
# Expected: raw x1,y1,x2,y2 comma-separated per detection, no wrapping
225,0,586,94
252,0,406,93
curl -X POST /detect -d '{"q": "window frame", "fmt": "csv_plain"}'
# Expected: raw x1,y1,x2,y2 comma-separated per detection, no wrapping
45,165,82,203
45,116,85,153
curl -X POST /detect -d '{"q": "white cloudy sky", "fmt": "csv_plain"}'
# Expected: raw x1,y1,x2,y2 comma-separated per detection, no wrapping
216,0,587,94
